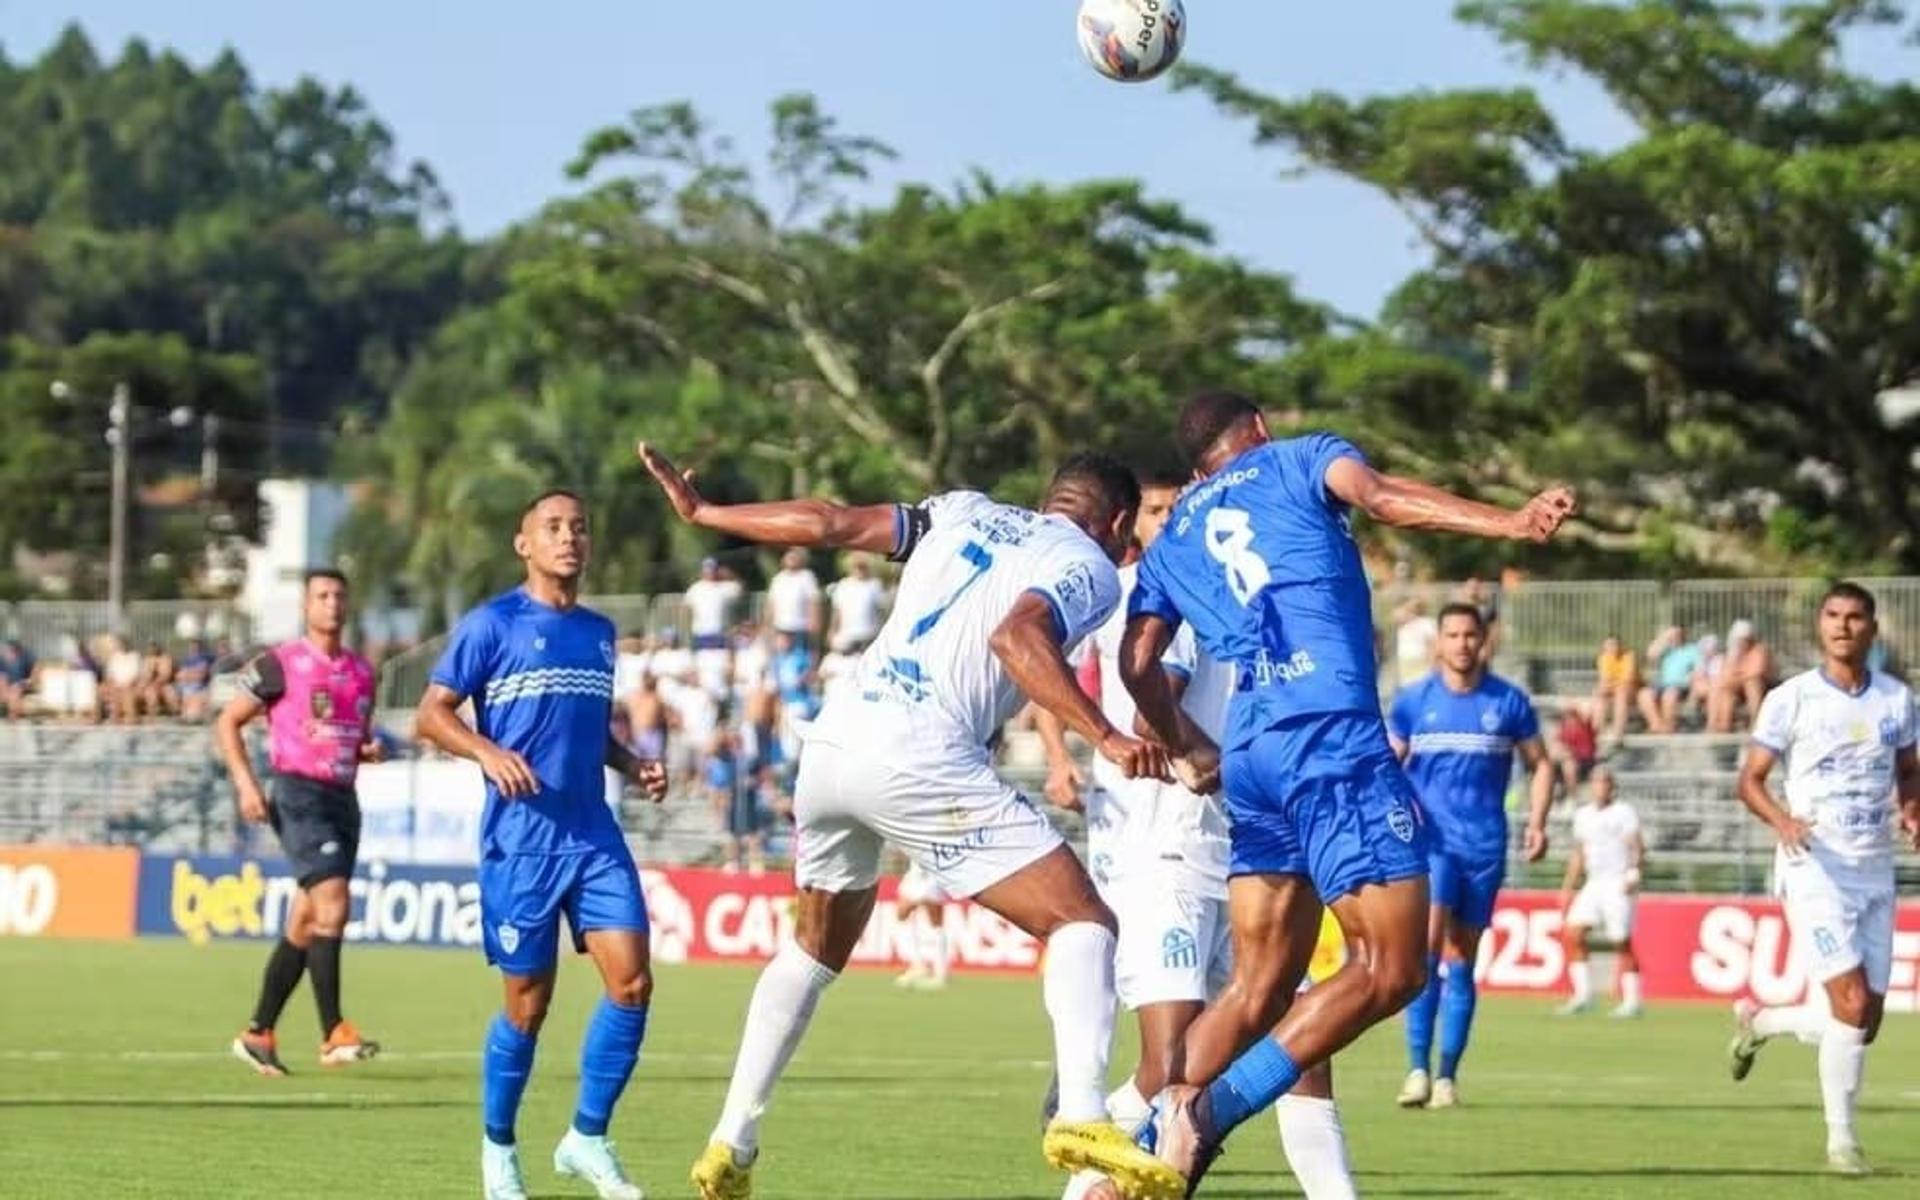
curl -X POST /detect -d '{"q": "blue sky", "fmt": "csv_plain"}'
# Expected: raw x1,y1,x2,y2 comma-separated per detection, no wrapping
9,2,1887,318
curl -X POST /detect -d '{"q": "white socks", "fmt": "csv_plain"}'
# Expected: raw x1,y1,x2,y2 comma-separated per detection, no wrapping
1277,1095,1358,1200
1754,1004,1828,1047
1619,971,1642,1007
1568,960,1592,1005
1107,1079,1151,1134
1043,922,1119,1122
924,914,950,984
712,942,838,1153
1819,1021,1866,1150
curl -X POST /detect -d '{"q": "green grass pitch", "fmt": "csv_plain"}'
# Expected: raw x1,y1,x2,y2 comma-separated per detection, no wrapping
0,939,1914,1197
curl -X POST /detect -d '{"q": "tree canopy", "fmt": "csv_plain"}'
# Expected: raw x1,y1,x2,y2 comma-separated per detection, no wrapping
8,6,1920,609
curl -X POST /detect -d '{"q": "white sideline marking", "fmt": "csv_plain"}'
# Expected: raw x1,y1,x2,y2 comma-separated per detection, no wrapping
0,1048,1055,1070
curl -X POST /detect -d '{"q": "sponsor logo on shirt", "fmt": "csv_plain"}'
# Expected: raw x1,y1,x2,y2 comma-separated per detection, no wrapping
1251,648,1316,686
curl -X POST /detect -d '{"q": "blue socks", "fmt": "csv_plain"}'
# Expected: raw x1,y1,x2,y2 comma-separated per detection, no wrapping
1404,952,1442,1073
573,997,649,1137
484,1013,538,1146
1437,958,1477,1081
1201,1036,1301,1139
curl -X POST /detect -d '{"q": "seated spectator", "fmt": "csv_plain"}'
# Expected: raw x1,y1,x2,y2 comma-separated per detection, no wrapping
1592,635,1637,741
138,641,177,718
1708,619,1776,733
102,635,144,724
1554,699,1599,793
0,639,33,719
1636,625,1697,734
1686,634,1724,725
174,638,216,721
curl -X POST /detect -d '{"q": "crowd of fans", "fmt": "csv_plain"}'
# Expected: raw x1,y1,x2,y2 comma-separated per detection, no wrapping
0,633,226,723
606,550,891,874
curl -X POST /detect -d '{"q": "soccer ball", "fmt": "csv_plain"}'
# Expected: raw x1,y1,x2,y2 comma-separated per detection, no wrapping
1076,0,1186,83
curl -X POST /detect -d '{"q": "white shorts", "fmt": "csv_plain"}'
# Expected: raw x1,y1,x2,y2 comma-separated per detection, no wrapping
1566,879,1636,944
896,862,950,906
792,733,1062,898
1778,850,1896,992
1112,873,1232,1010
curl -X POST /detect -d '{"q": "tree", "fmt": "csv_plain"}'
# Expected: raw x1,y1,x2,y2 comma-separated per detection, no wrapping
1178,0,1920,571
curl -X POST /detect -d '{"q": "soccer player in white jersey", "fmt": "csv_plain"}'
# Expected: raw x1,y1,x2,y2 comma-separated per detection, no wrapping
1556,767,1645,1017
1726,582,1920,1177
638,444,1188,1200
1041,472,1356,1200
892,860,953,991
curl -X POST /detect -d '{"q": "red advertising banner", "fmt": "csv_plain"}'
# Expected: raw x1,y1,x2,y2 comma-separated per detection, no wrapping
639,868,1044,974
1473,890,1920,1012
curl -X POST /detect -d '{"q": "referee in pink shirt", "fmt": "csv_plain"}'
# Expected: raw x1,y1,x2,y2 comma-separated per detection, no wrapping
215,568,384,1076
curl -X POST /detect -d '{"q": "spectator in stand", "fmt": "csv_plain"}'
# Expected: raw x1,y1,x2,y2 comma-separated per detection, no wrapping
767,547,821,656
771,630,817,767
1687,634,1724,727
705,716,766,876
815,646,860,712
729,622,770,704
1708,619,1776,733
102,635,144,723
686,557,743,695
1554,699,1600,793
1460,576,1502,665
612,630,652,714
1592,635,1638,741
1392,596,1439,687
626,674,672,763
826,553,886,654
1636,625,1697,734
139,640,178,719
1,639,33,719
176,638,216,721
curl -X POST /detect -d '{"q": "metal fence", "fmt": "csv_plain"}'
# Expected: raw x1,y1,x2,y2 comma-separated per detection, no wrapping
0,599,256,660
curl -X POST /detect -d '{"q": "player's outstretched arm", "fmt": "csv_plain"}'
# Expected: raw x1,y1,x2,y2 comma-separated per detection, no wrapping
639,441,900,555
1117,613,1184,752
415,683,539,797
991,594,1167,782
1735,743,1810,852
1323,457,1576,544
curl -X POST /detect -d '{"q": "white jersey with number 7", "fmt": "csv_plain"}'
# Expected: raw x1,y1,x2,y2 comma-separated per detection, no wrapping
807,491,1121,750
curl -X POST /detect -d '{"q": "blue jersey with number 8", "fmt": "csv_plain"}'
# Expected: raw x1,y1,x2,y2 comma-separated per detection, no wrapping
1131,435,1381,752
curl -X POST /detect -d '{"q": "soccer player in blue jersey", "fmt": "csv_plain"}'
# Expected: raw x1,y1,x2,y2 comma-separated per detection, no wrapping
1388,602,1555,1111
415,490,670,1200
1119,392,1573,1190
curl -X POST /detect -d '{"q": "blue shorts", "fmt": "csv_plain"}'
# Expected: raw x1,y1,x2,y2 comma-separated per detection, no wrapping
479,845,648,975
1221,712,1428,903
1428,847,1505,928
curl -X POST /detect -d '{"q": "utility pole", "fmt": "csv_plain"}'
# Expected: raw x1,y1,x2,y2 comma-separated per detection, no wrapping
107,382,131,631
201,412,221,579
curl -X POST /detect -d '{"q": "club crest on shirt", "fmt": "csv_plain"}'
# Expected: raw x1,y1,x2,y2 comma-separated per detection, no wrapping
1481,706,1501,733
600,640,615,667
533,636,547,652
310,690,333,720
497,923,520,955
1386,804,1416,843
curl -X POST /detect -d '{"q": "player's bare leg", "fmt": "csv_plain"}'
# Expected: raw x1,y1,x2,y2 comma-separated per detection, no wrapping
1155,877,1429,1190
1176,874,1322,1086
973,845,1184,1200
553,929,652,1199
1559,921,1596,1015
695,886,875,1200
1608,938,1644,1018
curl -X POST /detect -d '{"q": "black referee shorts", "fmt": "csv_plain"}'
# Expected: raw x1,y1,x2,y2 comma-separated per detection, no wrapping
268,775,361,889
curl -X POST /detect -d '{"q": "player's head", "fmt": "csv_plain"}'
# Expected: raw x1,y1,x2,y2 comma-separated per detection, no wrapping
1589,764,1614,805
1816,580,1877,667
516,489,590,583
1132,463,1186,552
302,568,349,637
1176,390,1270,477
1435,602,1485,674
1043,452,1141,564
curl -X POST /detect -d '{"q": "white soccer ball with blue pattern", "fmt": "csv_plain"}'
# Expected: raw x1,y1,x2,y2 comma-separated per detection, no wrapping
1076,0,1186,83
